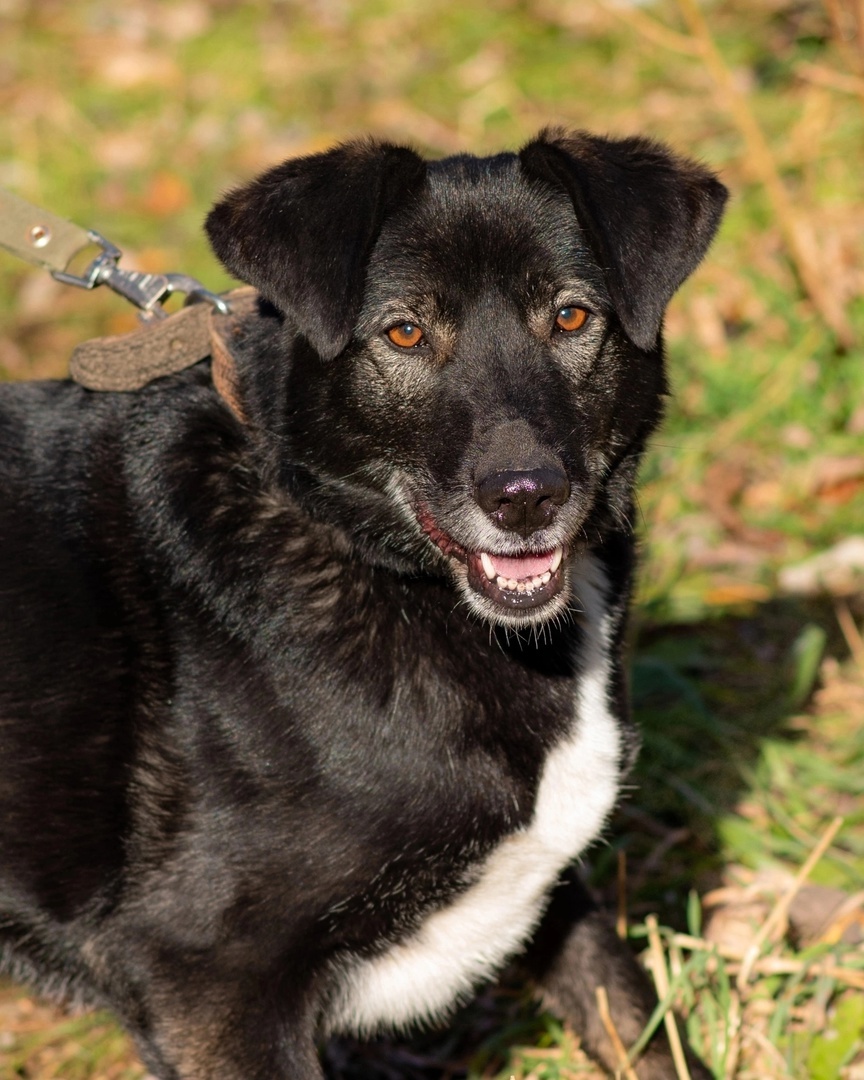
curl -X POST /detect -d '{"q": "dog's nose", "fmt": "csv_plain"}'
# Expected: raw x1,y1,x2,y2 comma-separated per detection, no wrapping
475,467,570,535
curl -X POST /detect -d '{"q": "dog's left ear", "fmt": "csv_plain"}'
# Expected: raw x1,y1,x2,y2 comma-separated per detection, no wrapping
206,139,427,359
519,129,727,350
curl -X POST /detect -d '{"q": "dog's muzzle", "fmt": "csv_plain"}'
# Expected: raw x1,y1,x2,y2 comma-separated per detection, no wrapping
417,422,574,614
417,506,566,612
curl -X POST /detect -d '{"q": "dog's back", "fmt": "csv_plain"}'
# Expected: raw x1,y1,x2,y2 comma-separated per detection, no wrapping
0,383,155,943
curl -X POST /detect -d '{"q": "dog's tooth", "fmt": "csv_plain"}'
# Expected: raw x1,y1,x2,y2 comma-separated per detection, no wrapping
480,552,496,581
516,582,526,593
541,571,551,584
550,547,563,573
507,578,518,591
497,575,508,589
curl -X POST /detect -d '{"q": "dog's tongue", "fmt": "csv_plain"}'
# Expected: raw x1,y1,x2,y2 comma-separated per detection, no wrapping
487,552,554,581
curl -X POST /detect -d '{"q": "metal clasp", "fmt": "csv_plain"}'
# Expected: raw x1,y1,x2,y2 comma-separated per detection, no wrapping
51,229,230,320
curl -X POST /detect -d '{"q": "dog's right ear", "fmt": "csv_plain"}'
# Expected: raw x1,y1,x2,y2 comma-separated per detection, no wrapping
206,140,427,360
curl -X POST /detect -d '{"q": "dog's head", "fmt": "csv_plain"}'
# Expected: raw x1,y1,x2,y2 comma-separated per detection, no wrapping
206,130,726,628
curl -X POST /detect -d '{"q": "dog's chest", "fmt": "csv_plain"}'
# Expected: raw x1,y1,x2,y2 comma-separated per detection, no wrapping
326,566,621,1035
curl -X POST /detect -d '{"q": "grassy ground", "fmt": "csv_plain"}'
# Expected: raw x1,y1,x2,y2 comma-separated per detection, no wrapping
1,0,863,1076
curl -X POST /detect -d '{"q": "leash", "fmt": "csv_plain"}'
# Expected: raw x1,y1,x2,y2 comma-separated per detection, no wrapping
0,187,250,420
0,187,229,320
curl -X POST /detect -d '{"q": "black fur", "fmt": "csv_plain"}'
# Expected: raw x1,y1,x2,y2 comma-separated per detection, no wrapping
0,130,726,1079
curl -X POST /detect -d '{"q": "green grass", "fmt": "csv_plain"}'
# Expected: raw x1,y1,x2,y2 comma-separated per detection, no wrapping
1,0,864,1076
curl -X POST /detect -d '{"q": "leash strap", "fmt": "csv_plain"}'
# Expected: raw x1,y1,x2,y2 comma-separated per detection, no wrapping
69,286,257,422
0,186,229,319
0,187,97,274
69,303,212,390
1,185,250,420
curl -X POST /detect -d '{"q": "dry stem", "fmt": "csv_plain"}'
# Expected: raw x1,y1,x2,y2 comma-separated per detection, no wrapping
645,915,692,1080
736,815,845,989
835,600,864,668
603,0,856,349
595,986,639,1080
673,0,854,350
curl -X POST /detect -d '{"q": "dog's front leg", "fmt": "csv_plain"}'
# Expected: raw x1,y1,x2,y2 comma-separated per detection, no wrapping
520,869,712,1080
126,974,325,1080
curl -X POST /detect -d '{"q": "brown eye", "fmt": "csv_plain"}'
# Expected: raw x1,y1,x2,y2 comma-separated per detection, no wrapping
386,323,425,348
555,306,589,333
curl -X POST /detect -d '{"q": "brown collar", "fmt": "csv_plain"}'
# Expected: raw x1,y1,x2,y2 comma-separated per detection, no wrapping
69,286,258,423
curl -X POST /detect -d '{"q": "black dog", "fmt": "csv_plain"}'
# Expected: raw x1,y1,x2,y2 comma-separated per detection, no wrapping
0,130,726,1079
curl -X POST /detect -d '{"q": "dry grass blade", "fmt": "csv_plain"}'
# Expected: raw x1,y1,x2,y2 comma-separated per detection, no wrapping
736,815,845,990
835,599,864,668
723,989,742,1080
669,931,864,987
671,0,856,349
602,0,857,345
601,1,701,56
645,915,691,1080
796,59,864,96
595,986,639,1080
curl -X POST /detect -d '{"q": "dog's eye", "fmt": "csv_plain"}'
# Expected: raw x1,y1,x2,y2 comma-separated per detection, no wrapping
386,323,425,348
555,307,589,333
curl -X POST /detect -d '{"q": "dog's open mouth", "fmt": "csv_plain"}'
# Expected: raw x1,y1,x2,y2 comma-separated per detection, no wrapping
418,510,564,610
468,547,564,609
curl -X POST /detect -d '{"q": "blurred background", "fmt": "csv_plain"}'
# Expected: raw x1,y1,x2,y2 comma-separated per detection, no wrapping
1,1,863,1077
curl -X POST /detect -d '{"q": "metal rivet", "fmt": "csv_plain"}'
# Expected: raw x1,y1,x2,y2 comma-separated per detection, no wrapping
28,224,52,248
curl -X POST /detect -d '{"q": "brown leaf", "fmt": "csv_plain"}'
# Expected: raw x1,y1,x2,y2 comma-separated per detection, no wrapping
807,455,864,505
140,172,192,217
788,885,864,946
702,458,785,549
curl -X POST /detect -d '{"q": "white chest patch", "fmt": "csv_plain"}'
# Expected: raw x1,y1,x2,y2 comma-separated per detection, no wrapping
326,556,622,1036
